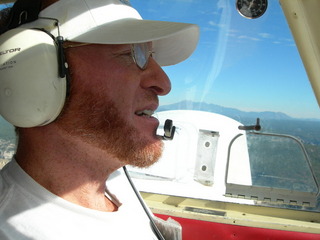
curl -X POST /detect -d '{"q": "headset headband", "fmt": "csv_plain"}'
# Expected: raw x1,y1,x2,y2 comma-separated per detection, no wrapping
0,0,41,34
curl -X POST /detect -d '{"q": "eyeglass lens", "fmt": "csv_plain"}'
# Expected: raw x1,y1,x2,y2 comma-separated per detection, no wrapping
132,43,153,70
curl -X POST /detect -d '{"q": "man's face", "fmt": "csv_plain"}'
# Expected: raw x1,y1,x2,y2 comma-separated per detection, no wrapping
56,43,171,167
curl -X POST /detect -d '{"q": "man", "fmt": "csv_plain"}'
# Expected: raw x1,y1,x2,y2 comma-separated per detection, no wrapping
0,0,199,239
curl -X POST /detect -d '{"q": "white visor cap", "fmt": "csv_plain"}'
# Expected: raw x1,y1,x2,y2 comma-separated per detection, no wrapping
21,0,199,66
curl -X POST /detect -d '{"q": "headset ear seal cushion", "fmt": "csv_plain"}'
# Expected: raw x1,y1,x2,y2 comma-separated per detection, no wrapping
0,28,67,127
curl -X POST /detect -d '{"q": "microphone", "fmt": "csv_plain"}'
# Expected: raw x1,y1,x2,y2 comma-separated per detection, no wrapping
159,119,176,140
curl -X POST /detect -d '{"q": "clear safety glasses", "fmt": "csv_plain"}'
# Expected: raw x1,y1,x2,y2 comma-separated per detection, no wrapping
63,42,154,70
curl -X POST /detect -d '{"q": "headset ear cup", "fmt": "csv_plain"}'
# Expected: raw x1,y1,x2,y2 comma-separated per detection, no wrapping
0,28,67,127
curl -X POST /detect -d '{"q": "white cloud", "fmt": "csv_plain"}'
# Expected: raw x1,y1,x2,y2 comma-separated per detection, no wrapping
208,20,225,28
259,33,273,38
238,35,260,41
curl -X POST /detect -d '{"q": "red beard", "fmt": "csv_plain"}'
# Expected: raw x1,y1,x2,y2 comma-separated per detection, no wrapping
55,87,163,168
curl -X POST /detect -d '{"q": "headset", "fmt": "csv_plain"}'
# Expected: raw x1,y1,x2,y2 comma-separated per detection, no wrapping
0,26,177,139
0,1,176,141
0,0,68,128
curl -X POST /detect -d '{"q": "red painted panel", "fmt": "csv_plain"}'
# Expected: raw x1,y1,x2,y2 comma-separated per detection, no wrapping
155,214,320,240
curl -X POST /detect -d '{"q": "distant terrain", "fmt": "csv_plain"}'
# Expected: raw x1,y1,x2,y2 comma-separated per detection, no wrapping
158,100,319,122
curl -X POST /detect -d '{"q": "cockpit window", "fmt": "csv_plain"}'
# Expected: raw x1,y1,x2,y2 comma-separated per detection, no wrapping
129,0,320,211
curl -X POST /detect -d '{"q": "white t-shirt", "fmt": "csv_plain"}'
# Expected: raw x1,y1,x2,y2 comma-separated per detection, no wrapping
0,160,158,240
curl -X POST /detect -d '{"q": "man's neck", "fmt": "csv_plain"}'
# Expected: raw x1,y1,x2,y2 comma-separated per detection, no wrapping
15,125,123,212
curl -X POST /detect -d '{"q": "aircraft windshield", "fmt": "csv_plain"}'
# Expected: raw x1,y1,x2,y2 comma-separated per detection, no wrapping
130,0,320,210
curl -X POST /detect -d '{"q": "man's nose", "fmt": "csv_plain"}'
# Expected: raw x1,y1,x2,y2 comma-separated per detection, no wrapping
140,58,171,96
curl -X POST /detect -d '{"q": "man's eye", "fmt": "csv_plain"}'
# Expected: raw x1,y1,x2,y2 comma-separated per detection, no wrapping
113,50,133,66
114,50,132,61
120,50,131,56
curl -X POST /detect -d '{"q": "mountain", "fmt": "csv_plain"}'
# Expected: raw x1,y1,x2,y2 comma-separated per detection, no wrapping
158,101,293,121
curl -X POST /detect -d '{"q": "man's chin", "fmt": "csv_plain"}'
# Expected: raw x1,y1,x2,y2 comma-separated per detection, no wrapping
123,138,164,168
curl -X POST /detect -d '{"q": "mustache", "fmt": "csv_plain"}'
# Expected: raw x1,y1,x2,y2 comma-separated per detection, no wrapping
142,90,159,106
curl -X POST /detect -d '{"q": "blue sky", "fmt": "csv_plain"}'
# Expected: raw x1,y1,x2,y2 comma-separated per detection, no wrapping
131,0,320,119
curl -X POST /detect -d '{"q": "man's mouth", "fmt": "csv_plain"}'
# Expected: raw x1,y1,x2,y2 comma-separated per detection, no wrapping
135,109,155,118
